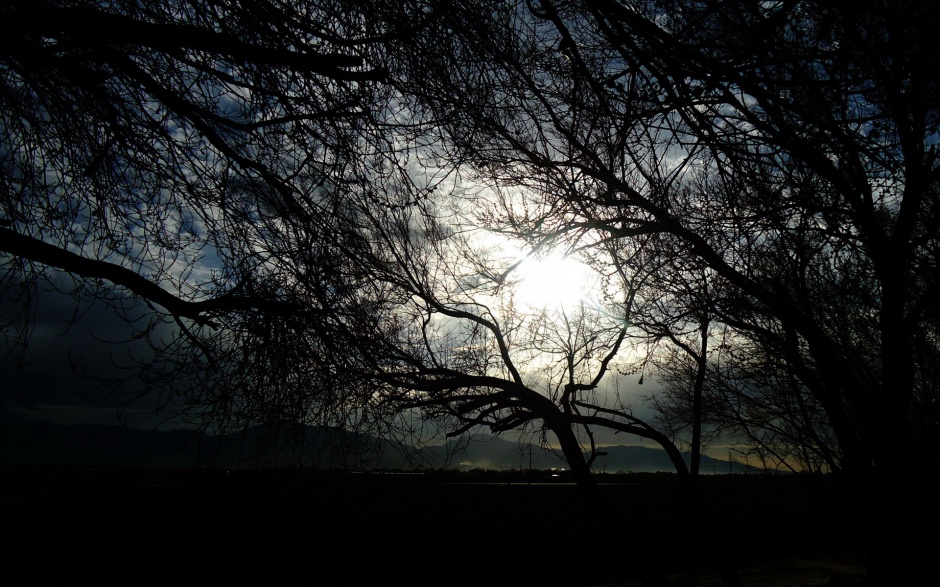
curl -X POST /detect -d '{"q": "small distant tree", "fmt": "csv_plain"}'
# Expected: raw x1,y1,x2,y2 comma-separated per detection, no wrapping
618,237,723,478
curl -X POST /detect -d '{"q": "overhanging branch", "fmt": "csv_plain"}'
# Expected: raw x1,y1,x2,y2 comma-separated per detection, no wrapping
0,227,300,324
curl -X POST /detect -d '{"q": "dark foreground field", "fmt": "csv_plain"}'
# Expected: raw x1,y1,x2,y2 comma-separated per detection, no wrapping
0,467,866,586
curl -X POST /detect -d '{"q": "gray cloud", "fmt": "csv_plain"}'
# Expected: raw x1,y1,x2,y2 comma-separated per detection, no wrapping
1,274,179,429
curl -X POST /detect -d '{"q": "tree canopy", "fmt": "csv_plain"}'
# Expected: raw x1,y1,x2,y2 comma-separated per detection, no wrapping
382,0,940,580
1,0,413,448
2,1,939,582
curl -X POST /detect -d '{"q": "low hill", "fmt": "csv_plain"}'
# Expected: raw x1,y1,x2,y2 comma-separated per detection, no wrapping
0,421,765,473
431,434,763,474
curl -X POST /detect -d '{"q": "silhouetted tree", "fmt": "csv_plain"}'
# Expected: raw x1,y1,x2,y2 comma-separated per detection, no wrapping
635,258,720,477
4,2,939,581
325,201,689,485
0,0,422,454
1,0,683,479
382,0,940,582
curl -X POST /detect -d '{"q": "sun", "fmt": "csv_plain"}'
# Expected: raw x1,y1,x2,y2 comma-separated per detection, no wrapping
513,254,598,310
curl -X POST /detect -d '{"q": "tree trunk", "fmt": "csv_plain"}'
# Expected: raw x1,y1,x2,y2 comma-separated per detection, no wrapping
865,434,937,584
690,318,709,477
863,272,938,583
551,423,596,489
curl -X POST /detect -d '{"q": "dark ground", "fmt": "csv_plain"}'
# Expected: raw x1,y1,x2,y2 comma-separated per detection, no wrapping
0,467,866,586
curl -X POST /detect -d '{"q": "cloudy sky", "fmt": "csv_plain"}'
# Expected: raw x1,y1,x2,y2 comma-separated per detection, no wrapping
0,267,669,450
0,275,188,430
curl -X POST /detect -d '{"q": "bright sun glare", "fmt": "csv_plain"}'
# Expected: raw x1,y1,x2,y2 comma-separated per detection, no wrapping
513,254,597,310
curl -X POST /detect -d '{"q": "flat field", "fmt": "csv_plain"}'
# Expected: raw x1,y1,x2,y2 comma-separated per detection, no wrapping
0,467,866,586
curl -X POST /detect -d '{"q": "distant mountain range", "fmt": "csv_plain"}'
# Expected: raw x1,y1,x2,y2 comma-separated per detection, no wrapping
0,420,762,474
0,420,412,469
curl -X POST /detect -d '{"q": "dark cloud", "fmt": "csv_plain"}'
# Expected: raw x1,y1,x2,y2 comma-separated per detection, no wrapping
1,274,181,429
